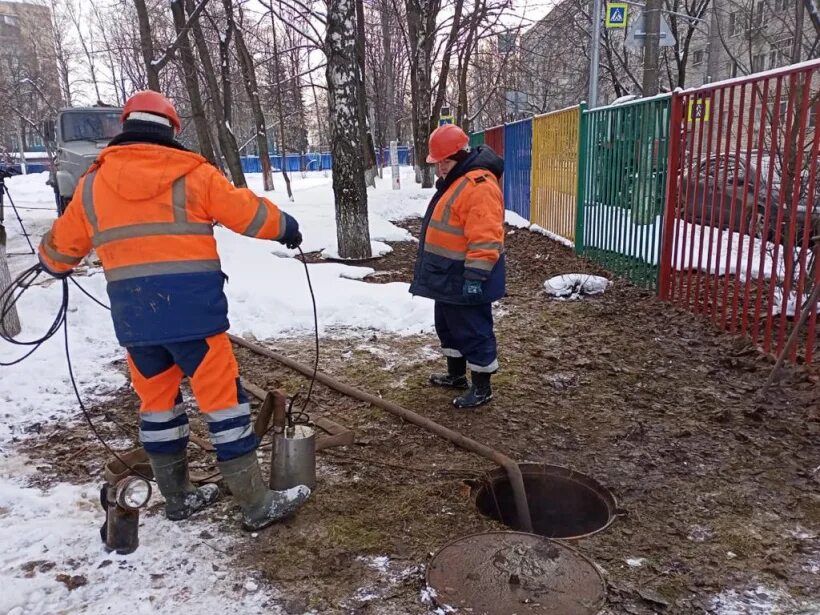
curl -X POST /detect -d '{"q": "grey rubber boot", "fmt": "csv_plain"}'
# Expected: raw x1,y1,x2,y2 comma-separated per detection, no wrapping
218,451,311,531
148,450,220,521
429,357,469,389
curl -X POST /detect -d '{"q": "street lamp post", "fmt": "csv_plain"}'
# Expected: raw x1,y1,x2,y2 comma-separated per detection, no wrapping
588,0,603,108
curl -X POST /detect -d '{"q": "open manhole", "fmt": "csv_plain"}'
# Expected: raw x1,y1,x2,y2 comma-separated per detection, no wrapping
472,463,625,539
426,531,606,615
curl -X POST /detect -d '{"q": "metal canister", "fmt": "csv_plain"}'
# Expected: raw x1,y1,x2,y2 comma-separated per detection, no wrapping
270,425,316,491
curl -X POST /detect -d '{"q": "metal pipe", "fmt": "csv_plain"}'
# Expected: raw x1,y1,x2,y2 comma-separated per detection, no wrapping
229,333,534,533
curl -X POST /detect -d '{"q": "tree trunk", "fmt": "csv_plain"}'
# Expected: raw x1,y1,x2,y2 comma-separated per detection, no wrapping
326,0,371,259
171,0,217,165
0,225,21,338
380,0,397,143
186,0,246,186
132,0,161,91
456,0,482,132
271,13,293,200
405,0,438,188
218,4,234,128
355,0,378,187
309,71,327,149
233,3,274,190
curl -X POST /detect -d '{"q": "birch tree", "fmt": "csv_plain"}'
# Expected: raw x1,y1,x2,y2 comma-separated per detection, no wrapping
326,0,372,259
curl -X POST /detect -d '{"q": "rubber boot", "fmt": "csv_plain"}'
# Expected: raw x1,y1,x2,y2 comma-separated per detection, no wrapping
148,450,220,521
429,357,469,389
453,372,493,408
218,451,311,531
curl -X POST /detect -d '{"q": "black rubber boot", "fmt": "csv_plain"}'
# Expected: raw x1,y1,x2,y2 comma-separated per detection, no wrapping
453,372,493,408
218,451,311,531
148,450,220,521
430,357,469,389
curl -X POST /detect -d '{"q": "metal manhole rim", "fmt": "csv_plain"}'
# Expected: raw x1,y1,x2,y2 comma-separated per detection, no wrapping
471,463,629,540
425,530,607,614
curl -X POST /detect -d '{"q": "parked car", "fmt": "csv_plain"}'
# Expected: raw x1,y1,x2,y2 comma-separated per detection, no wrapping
681,151,818,247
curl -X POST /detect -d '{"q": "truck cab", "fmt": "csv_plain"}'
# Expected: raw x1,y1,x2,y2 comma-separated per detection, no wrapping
46,107,122,214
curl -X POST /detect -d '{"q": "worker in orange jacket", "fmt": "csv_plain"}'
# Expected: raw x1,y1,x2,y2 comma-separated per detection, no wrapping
38,91,310,530
409,124,505,408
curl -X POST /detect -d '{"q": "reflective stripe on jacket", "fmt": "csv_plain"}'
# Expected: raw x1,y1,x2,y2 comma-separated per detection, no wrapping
38,143,297,346
410,147,506,305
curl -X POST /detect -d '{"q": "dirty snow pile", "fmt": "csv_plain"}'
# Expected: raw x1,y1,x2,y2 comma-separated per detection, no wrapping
0,168,434,614
544,274,611,300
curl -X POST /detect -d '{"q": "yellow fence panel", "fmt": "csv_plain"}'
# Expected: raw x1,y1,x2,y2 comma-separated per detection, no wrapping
530,106,580,242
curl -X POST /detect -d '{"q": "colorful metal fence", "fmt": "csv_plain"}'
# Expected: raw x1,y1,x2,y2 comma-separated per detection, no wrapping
578,95,672,288
484,125,504,158
470,131,485,148
503,119,533,220
530,105,582,242
660,61,820,364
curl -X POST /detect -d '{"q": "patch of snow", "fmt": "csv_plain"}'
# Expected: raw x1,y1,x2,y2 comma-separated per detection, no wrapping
687,524,715,543
504,210,530,229
529,223,575,248
320,241,393,260
544,274,611,299
625,557,646,567
709,584,820,614
770,287,820,318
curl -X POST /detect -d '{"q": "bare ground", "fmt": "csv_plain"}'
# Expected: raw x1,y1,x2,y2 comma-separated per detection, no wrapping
18,218,820,614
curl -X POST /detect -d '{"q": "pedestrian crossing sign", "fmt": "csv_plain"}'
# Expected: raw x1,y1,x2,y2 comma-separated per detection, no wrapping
606,3,628,28
439,115,454,126
688,98,711,122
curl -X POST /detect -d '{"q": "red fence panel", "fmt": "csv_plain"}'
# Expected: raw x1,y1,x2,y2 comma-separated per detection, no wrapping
660,60,820,364
484,125,505,157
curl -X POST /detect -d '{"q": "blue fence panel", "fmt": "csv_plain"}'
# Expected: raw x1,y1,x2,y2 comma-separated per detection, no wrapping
379,146,412,166
503,119,532,220
0,163,49,175
240,148,413,174
240,156,261,173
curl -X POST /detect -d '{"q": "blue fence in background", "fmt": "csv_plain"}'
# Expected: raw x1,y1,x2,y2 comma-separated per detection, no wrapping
503,119,532,220
239,153,332,173
241,146,413,174
0,163,50,175
377,146,413,166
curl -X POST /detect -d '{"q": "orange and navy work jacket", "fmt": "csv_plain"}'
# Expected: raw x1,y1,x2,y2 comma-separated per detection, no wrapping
38,144,297,346
410,146,506,305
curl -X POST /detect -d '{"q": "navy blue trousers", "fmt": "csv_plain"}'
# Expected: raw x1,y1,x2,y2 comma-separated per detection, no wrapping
434,302,498,372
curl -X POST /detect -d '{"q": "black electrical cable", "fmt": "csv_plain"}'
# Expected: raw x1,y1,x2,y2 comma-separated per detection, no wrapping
2,241,321,485
285,245,319,429
0,264,154,482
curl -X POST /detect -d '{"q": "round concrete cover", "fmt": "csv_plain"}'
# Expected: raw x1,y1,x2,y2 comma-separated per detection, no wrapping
426,532,606,615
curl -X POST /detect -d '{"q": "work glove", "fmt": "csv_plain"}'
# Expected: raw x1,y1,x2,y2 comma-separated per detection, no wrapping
285,230,303,250
278,213,303,249
463,279,483,298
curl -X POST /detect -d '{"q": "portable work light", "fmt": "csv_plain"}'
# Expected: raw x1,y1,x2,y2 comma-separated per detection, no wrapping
100,475,152,555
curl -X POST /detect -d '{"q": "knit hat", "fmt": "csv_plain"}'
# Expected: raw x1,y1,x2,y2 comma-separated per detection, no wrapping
446,148,471,163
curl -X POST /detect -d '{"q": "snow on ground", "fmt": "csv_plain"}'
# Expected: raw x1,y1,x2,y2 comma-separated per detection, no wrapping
0,168,435,614
579,204,815,315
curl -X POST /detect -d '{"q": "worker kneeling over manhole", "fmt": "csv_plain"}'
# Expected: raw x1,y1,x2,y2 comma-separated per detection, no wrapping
471,463,625,539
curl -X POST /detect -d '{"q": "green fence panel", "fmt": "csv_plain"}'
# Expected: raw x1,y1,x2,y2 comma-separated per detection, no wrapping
469,131,485,148
577,95,671,289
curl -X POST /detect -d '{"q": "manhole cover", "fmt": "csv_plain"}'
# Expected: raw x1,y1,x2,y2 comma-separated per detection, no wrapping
426,532,606,615
472,463,625,539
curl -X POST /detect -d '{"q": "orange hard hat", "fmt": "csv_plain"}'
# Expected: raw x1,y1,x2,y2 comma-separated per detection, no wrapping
121,91,181,133
427,124,469,163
